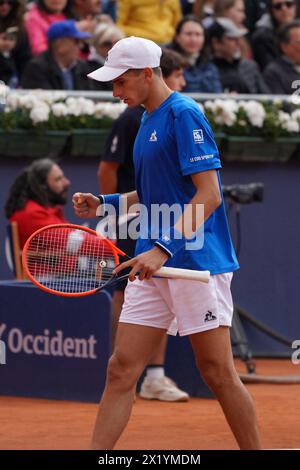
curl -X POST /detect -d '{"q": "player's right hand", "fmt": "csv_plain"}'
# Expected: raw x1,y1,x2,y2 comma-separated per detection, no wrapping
72,192,100,218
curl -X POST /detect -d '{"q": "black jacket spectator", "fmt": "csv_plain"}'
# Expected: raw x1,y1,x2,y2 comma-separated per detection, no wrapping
244,0,268,33
213,56,270,93
251,13,281,70
21,50,94,90
252,1,299,70
12,30,31,79
263,55,300,94
208,17,269,93
0,0,31,79
0,52,17,86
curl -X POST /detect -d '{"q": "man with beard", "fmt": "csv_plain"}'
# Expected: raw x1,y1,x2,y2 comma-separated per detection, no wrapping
5,159,70,248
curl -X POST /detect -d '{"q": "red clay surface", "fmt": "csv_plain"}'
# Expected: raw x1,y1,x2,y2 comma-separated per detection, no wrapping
0,359,299,450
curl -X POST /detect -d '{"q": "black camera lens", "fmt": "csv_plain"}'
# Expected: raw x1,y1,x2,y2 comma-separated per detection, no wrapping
222,183,264,204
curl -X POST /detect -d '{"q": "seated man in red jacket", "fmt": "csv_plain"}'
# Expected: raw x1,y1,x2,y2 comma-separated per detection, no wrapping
5,158,70,249
6,158,113,284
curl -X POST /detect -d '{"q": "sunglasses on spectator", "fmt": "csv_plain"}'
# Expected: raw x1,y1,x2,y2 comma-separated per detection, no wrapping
272,1,296,10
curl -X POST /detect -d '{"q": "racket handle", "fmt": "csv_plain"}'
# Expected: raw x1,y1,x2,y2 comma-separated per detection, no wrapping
155,266,210,283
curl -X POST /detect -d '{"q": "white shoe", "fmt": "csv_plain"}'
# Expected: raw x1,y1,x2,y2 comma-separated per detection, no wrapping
139,376,189,402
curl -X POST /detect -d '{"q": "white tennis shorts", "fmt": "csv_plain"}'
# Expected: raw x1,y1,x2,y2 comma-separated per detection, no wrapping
119,272,234,336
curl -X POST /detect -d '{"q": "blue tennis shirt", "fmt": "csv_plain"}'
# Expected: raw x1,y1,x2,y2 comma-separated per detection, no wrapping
133,92,239,275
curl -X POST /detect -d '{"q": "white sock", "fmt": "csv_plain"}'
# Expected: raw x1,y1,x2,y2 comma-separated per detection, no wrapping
146,366,164,380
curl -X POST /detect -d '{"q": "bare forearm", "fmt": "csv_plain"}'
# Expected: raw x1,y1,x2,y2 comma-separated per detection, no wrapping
98,163,118,194
121,191,139,214
174,190,221,239
174,171,222,239
99,173,118,194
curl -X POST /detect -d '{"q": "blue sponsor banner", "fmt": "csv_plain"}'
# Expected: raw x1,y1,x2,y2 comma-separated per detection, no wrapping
0,281,213,400
0,281,111,402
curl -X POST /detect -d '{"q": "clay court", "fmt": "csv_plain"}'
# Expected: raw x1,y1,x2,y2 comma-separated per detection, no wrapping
1,359,299,450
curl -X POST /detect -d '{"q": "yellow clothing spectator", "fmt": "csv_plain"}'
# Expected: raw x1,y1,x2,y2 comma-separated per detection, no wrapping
117,0,182,44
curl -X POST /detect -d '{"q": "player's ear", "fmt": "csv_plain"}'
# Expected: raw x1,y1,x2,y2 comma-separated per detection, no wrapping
144,67,153,82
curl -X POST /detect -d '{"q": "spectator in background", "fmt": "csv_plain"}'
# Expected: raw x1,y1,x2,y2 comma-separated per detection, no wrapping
71,0,112,60
244,0,268,33
97,48,189,402
252,0,299,70
167,15,222,93
71,0,112,35
213,0,252,58
5,159,70,249
0,0,31,80
0,24,18,86
214,0,247,29
263,20,300,93
117,0,182,44
208,17,269,93
21,19,94,90
25,0,74,55
192,0,215,27
88,22,124,90
71,0,102,19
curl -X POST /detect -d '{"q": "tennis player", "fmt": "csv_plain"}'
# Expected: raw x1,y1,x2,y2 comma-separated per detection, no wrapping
72,36,262,450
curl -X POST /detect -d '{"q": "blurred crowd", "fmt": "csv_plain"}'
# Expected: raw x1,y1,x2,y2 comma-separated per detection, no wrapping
0,0,300,95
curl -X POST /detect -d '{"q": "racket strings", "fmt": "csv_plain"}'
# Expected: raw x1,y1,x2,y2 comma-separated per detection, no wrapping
25,228,117,293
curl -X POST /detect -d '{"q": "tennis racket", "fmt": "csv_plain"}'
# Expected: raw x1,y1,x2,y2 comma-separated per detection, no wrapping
22,223,210,297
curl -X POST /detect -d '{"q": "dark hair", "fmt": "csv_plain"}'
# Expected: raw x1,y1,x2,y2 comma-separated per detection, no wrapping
5,158,56,218
169,14,210,64
37,0,74,17
174,14,203,36
214,0,239,17
126,67,162,76
206,21,227,41
0,0,25,38
160,48,186,77
277,18,300,42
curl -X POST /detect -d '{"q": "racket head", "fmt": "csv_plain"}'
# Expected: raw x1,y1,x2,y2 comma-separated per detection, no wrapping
22,223,126,297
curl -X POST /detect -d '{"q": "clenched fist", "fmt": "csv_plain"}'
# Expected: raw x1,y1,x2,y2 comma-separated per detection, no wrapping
72,192,100,218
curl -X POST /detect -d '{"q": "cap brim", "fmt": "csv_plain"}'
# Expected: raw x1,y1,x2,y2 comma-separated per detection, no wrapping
226,32,245,38
76,32,92,40
88,65,129,82
226,27,248,38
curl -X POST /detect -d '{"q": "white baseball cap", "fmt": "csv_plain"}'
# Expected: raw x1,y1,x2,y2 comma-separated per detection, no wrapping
88,36,162,82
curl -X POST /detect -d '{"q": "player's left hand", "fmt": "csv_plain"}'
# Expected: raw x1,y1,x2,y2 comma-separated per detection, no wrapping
114,247,169,281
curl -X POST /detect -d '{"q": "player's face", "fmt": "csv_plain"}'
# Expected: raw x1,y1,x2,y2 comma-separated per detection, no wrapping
112,70,150,107
164,68,186,91
46,164,71,203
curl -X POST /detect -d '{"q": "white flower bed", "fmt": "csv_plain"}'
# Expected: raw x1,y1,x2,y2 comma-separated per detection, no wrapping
0,89,300,138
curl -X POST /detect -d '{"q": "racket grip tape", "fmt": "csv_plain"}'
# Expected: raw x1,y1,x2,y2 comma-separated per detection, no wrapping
155,266,210,283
